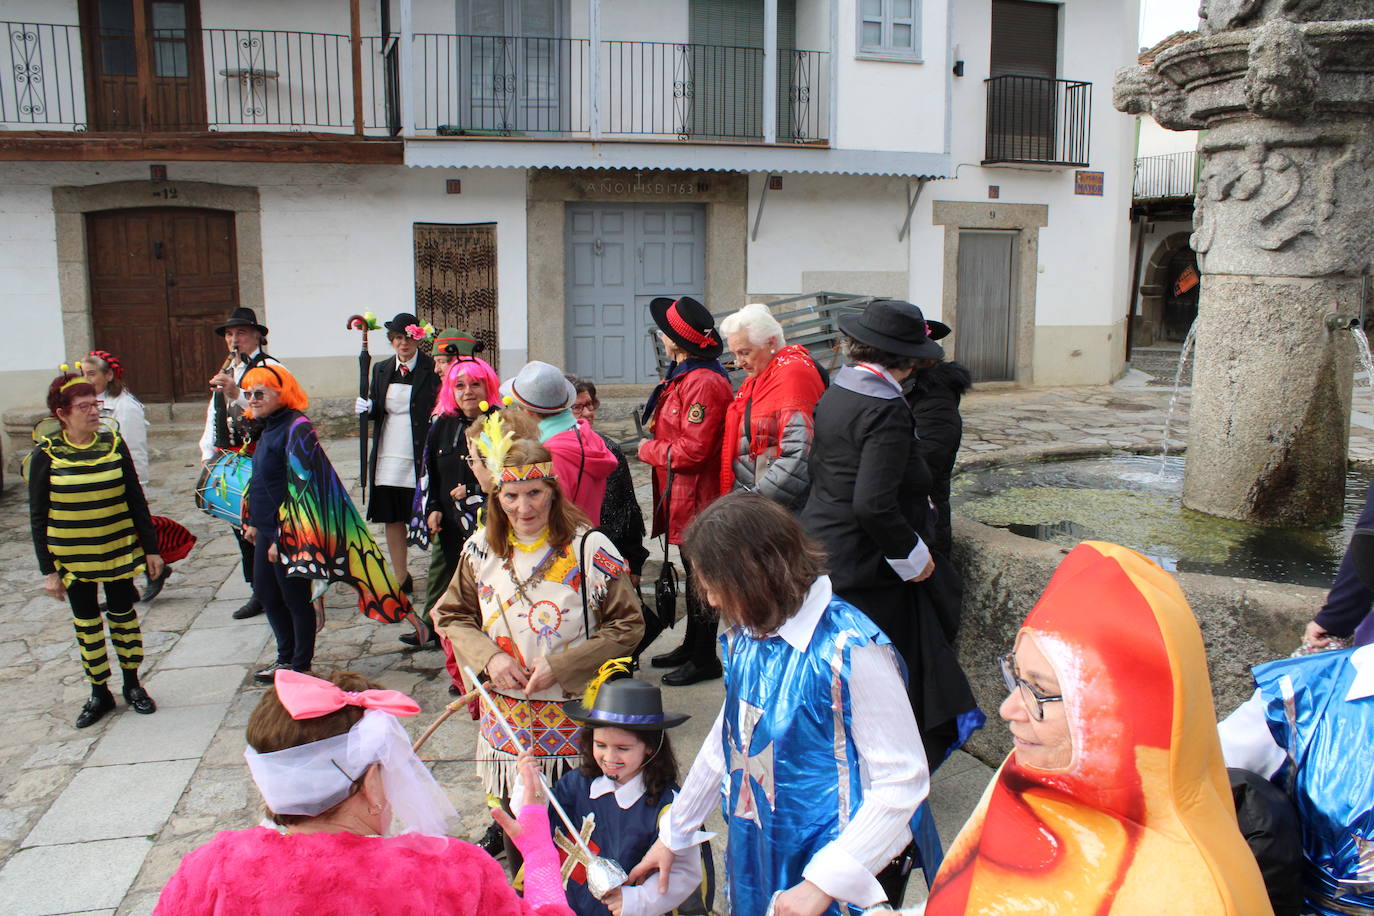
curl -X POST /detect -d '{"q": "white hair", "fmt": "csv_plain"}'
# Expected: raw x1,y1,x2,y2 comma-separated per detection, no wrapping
719,303,785,348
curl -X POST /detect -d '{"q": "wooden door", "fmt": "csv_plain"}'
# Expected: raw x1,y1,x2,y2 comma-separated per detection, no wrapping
956,230,1017,382
87,208,238,402
83,0,206,131
413,224,500,357
565,203,706,384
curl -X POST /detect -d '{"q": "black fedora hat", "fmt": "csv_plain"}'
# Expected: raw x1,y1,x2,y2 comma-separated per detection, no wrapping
564,677,690,731
649,296,724,360
838,299,944,360
213,306,268,337
384,312,422,335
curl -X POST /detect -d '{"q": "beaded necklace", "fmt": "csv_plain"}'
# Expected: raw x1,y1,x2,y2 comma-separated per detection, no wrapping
509,528,549,553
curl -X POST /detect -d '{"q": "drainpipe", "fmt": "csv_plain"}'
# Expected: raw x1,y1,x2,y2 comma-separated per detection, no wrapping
399,0,414,138
1125,208,1147,361
944,0,954,158
764,0,777,144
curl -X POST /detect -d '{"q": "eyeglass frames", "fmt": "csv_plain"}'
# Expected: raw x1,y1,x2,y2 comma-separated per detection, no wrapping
246,389,275,401
998,652,1063,721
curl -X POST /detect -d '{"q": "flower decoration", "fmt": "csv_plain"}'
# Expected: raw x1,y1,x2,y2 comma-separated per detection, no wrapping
347,313,382,332
404,322,436,341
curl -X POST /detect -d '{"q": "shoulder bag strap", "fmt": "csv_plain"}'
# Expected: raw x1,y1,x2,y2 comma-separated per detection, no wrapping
578,526,608,638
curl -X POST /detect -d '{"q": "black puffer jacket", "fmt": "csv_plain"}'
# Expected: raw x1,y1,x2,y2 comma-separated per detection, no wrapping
905,361,973,557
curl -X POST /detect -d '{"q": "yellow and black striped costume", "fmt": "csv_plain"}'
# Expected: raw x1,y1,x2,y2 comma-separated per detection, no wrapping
27,418,156,685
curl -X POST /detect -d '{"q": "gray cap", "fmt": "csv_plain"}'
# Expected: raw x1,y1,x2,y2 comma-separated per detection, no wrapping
499,360,577,415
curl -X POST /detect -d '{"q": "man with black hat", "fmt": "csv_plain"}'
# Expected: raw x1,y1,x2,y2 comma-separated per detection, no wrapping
801,299,980,767
198,306,282,620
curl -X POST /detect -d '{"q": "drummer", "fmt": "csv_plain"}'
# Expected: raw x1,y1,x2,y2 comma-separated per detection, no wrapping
198,307,283,621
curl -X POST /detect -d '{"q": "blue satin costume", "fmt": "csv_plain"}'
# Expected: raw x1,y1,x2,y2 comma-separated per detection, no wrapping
1254,649,1374,914
720,596,927,916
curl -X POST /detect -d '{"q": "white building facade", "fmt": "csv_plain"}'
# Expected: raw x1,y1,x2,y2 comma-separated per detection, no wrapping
0,0,1140,432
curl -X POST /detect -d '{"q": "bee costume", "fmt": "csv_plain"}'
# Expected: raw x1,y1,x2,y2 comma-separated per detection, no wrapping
27,411,159,726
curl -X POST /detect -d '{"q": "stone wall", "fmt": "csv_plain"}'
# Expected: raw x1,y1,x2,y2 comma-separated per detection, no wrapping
951,515,1322,764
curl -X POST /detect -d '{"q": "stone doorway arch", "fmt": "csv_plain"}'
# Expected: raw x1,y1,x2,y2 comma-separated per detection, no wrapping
1138,231,1198,343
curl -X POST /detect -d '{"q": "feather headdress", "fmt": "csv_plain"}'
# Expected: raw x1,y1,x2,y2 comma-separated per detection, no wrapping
472,403,515,483
582,657,634,710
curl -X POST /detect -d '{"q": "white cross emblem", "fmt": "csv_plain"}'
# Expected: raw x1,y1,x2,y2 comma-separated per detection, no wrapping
729,700,775,824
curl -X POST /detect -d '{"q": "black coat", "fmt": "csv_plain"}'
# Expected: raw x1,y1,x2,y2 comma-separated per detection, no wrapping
906,361,973,558
423,411,481,530
366,352,439,489
802,370,934,593
801,366,977,761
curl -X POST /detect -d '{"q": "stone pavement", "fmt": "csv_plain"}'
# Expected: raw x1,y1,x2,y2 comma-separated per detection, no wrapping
2,377,1370,914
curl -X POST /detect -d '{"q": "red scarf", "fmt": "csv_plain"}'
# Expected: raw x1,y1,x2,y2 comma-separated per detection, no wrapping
720,344,824,493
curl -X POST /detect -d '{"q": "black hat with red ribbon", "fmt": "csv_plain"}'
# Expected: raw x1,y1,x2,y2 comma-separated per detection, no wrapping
649,296,723,360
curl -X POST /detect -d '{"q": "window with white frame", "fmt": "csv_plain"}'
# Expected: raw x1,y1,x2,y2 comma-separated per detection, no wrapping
857,0,921,61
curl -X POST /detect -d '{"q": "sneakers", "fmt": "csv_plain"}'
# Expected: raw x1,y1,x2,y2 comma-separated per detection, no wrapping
253,662,289,685
75,689,116,728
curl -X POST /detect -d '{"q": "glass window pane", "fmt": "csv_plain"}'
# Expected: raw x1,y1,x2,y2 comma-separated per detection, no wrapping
862,20,883,46
895,0,913,19
862,0,883,16
154,41,188,77
521,0,557,36
470,0,505,35
99,0,134,31
100,37,137,75
152,2,187,30
892,23,912,48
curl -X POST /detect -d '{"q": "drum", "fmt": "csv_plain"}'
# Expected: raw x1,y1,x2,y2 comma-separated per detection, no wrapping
196,450,252,528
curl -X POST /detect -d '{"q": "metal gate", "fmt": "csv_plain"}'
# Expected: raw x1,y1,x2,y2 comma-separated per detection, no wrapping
565,203,706,384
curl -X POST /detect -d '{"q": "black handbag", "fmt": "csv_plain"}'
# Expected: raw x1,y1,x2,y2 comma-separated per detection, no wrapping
652,458,679,628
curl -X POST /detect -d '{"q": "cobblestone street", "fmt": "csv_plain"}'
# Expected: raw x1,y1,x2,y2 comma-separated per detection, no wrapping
2,378,1372,914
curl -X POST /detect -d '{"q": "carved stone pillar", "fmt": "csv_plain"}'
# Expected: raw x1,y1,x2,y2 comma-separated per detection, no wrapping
1115,5,1374,524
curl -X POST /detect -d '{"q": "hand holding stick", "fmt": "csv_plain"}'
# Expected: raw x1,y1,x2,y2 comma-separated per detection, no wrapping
463,666,629,900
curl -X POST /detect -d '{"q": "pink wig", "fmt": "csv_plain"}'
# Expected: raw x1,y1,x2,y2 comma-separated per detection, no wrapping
435,355,501,416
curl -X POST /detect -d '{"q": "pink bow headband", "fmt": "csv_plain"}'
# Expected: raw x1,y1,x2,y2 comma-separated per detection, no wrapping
274,670,421,720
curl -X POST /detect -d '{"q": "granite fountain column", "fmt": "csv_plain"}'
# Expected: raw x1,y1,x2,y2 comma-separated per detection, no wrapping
1115,4,1374,525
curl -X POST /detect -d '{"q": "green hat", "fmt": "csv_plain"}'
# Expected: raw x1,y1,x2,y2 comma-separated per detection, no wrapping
434,328,482,357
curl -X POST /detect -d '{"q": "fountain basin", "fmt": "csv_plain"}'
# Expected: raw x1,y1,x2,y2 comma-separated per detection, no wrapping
949,445,1349,765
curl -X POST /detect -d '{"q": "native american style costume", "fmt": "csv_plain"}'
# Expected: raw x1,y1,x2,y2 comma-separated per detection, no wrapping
926,542,1273,915
26,417,157,684
434,526,643,794
272,414,411,624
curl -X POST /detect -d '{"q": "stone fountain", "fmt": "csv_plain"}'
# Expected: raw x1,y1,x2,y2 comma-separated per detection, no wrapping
1115,1,1374,525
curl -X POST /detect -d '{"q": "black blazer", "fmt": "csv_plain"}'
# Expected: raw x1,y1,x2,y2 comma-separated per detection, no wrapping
801,374,935,594
367,351,439,489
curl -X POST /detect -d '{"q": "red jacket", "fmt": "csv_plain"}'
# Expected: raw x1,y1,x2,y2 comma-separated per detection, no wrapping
638,365,733,544
545,419,619,523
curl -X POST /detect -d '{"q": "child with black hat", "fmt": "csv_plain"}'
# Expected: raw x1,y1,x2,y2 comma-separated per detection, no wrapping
536,660,712,916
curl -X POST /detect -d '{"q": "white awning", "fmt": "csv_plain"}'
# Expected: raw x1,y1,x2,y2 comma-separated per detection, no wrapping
404,139,950,178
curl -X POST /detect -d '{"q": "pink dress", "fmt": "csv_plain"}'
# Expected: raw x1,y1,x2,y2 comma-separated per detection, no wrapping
154,827,575,916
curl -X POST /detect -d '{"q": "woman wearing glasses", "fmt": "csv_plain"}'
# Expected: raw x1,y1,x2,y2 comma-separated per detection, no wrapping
28,370,162,728
924,542,1272,916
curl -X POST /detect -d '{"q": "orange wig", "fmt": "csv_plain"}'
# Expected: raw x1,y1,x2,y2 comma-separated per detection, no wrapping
242,364,309,416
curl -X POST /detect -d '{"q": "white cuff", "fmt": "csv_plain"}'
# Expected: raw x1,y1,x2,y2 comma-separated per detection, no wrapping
801,843,888,908
661,823,716,854
884,538,932,581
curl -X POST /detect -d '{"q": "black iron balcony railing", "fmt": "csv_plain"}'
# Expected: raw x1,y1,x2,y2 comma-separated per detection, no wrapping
1133,150,1199,199
1,21,829,143
984,75,1091,167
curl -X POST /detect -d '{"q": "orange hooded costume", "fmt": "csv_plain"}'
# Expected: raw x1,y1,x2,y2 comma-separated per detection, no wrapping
925,542,1272,916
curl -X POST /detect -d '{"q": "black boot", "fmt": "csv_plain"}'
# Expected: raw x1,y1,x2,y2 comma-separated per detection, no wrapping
232,597,264,620
400,616,437,648
651,644,691,668
139,566,172,603
76,686,116,728
122,672,156,715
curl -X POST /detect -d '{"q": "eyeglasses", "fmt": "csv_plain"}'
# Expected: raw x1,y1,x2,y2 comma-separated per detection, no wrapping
70,400,101,412
998,653,1063,721
246,389,274,401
